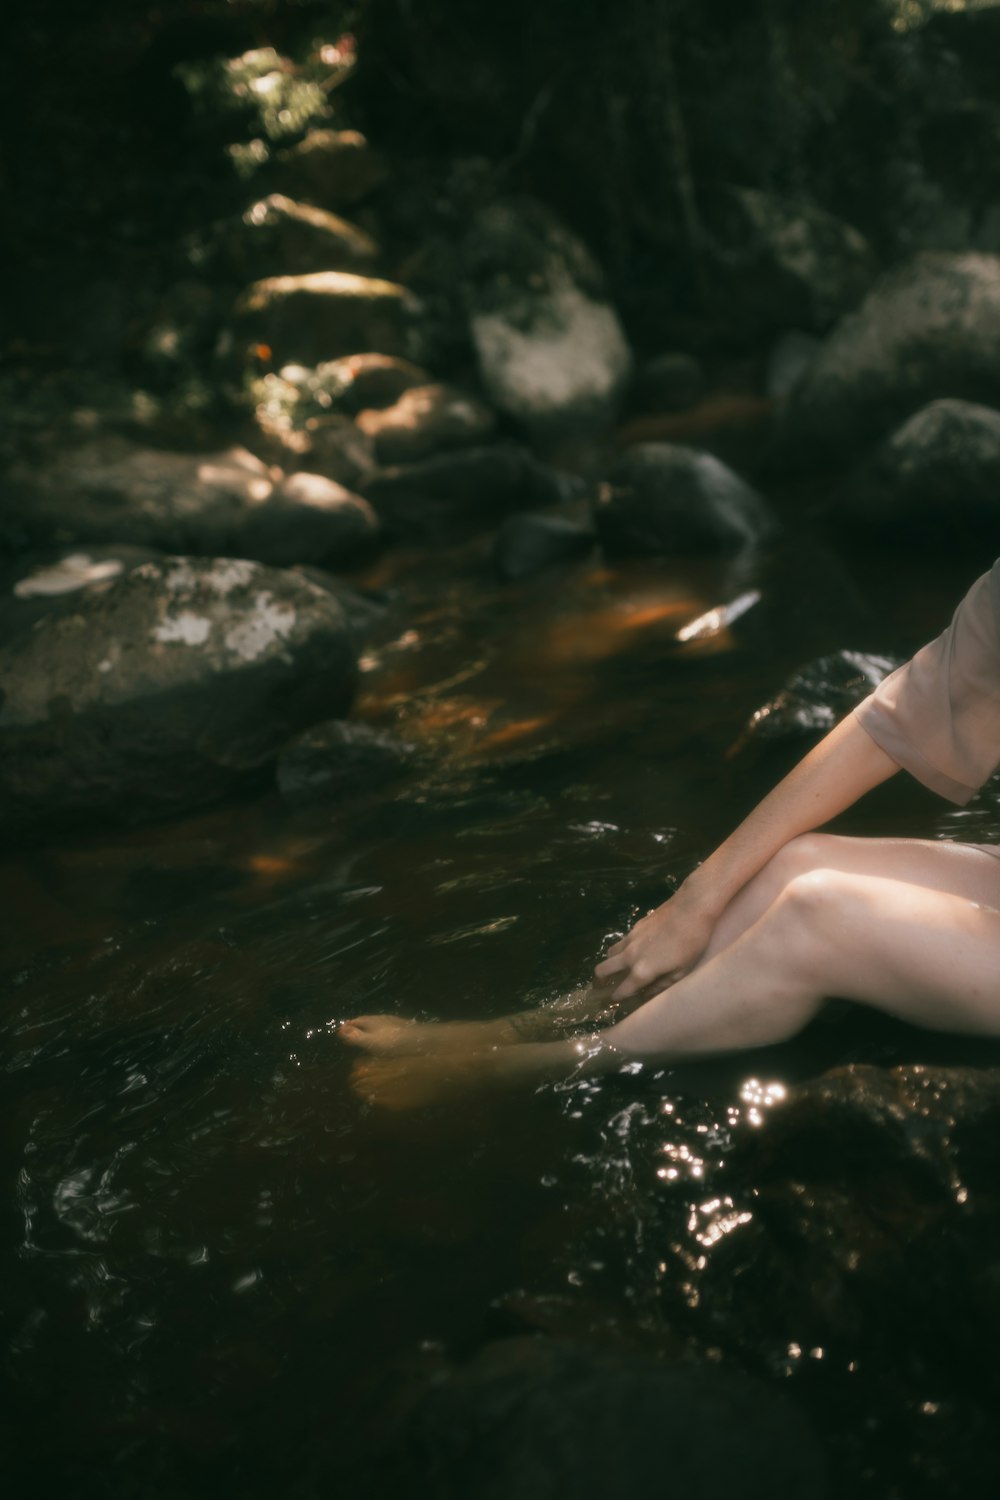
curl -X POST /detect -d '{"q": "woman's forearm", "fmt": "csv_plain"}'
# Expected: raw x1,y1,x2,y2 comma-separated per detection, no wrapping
678,712,900,920
597,711,902,996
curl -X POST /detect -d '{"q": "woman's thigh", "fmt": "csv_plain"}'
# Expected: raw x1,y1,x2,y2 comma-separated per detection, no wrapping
783,867,1000,1035
703,834,1000,963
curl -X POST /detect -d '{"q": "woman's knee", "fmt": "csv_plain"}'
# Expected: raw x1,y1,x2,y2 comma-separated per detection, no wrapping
771,832,843,880
759,867,848,974
750,833,843,905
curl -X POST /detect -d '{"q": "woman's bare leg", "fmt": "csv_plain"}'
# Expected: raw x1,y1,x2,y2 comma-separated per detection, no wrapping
340,977,630,1056
351,866,1000,1107
698,833,1000,963
344,836,1000,1062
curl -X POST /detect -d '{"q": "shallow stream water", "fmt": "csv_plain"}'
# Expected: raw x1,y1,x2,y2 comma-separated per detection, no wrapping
2,537,999,1497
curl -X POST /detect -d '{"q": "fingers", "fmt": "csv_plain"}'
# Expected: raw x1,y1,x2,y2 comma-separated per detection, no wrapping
594,951,627,978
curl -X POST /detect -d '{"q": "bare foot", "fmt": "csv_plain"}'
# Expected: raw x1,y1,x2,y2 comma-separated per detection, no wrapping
350,1053,492,1111
340,981,631,1059
350,1034,614,1111
340,1014,518,1056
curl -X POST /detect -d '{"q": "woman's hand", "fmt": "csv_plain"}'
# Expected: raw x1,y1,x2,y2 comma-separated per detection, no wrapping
595,891,716,999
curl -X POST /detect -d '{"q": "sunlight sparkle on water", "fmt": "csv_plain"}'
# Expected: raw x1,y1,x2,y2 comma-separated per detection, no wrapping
739,1078,786,1126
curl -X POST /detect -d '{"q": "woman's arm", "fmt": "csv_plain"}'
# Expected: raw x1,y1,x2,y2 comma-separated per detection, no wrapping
595,711,900,998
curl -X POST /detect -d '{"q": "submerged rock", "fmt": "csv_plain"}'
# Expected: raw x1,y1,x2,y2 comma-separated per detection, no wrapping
386,1337,829,1500
2,439,379,568
493,513,595,580
463,198,633,444
742,650,902,744
777,252,1000,464
276,719,418,805
0,557,356,837
355,382,496,465
594,443,774,556
839,398,1000,550
361,443,567,540
680,1062,1000,1497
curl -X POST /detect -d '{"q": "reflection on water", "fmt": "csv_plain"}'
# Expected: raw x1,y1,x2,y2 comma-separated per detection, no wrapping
2,544,999,1495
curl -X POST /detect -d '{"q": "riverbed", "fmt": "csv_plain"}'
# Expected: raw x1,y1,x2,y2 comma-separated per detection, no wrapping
3,535,998,1497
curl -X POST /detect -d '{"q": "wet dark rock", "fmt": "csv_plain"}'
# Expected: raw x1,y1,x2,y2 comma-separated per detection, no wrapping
838,398,1000,551
630,352,706,414
493,513,596,581
269,128,388,209
236,193,380,276
0,557,356,838
777,253,1000,465
679,1063,1000,1497
742,650,902,744
308,353,434,414
244,472,379,567
232,270,419,366
287,567,392,645
0,544,162,637
1,440,379,569
276,719,418,806
361,444,567,540
712,187,876,335
463,198,633,444
247,369,378,479
356,382,497,465
387,1337,829,1500
297,417,378,487
248,357,437,468
594,443,774,557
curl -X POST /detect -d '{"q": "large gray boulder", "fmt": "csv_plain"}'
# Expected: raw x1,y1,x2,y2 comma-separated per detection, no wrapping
0,557,357,837
463,199,633,444
838,398,1000,549
777,252,1000,464
2,440,379,567
594,444,774,556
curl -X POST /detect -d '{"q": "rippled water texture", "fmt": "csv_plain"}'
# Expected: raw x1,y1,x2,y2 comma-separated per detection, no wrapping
3,543,999,1497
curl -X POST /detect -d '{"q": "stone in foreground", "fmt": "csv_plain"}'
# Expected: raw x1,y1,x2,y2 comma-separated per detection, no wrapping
0,557,356,837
